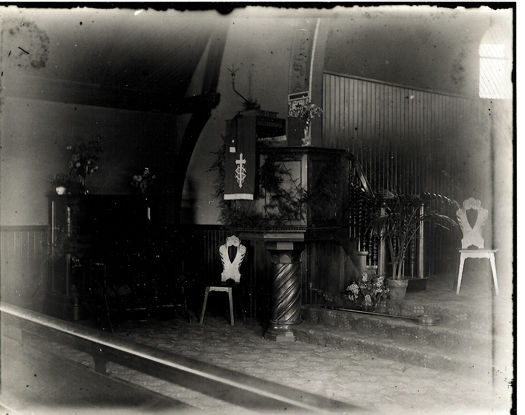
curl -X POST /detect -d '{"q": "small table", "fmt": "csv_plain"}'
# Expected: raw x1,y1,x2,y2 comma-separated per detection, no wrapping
456,249,499,295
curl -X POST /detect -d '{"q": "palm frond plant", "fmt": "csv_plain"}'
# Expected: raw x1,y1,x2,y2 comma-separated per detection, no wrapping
368,191,459,281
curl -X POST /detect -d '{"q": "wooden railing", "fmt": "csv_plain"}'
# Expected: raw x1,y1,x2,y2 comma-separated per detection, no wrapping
1,302,356,412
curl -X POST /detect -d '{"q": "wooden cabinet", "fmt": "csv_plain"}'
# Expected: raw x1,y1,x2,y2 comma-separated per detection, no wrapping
46,195,153,320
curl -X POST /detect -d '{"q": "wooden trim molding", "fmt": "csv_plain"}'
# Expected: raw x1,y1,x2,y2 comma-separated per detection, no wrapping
3,74,220,115
0,225,48,232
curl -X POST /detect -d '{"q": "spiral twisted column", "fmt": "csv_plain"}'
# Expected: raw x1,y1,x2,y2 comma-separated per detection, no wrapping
264,242,304,342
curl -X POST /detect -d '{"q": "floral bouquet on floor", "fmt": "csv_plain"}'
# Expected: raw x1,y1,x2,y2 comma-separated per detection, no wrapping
345,270,389,311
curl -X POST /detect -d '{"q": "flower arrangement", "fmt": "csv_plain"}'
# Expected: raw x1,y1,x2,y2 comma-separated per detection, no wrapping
67,136,103,192
51,173,71,187
288,99,323,129
344,270,389,311
288,99,323,145
132,167,156,197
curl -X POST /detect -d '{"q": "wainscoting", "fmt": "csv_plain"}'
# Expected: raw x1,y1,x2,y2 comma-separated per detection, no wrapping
182,226,352,314
0,226,48,311
0,224,457,319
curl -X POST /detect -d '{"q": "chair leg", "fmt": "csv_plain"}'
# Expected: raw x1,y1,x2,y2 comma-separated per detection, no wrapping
181,285,190,323
489,253,499,296
200,287,210,325
228,289,234,326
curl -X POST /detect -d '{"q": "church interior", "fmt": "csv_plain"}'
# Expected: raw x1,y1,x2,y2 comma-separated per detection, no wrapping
0,5,514,414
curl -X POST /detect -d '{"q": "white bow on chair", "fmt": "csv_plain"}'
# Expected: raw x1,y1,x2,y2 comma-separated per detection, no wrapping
456,197,488,249
219,236,246,283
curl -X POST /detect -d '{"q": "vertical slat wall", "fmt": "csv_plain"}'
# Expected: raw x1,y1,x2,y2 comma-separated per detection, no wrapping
0,226,48,309
196,227,228,277
323,72,486,198
323,72,489,275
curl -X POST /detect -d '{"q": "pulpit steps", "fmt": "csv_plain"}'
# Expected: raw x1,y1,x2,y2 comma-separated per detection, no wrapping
297,305,495,377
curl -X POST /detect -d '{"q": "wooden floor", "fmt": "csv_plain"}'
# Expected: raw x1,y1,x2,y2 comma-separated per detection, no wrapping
1,303,357,413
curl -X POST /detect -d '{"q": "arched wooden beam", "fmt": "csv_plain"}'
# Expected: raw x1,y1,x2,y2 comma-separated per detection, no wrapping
173,23,228,224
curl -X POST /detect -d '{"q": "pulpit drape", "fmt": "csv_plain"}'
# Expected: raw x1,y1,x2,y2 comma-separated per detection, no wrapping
224,115,256,200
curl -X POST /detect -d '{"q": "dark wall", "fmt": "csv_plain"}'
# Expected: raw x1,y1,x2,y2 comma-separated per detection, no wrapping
0,8,216,226
0,7,512,228
187,7,511,224
0,96,179,225
323,9,491,97
321,72,492,202
183,13,294,224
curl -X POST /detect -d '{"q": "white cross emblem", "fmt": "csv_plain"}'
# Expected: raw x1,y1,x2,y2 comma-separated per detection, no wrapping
235,153,247,188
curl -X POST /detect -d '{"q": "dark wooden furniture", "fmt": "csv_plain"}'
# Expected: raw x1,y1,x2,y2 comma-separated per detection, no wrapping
231,146,356,338
46,195,185,325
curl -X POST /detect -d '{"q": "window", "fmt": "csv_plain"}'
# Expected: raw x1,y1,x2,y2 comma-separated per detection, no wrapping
479,24,512,99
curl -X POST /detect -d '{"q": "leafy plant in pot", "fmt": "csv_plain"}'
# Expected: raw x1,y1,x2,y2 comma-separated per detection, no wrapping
209,147,306,229
368,191,459,301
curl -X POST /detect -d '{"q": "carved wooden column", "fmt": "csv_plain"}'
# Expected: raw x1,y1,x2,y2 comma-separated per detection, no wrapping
264,238,304,342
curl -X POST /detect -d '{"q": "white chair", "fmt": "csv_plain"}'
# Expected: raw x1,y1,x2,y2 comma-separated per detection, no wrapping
199,235,247,326
456,198,499,295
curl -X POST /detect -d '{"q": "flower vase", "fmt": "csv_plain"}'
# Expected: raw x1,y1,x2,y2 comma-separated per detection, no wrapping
301,123,311,146
79,177,88,195
145,197,151,221
375,301,388,314
363,304,375,312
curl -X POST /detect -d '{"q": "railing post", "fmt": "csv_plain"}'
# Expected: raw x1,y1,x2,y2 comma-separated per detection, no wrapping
418,204,425,278
378,207,386,277
91,343,108,374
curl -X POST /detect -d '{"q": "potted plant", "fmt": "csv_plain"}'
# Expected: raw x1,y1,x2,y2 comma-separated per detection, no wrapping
368,191,459,300
210,149,306,229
